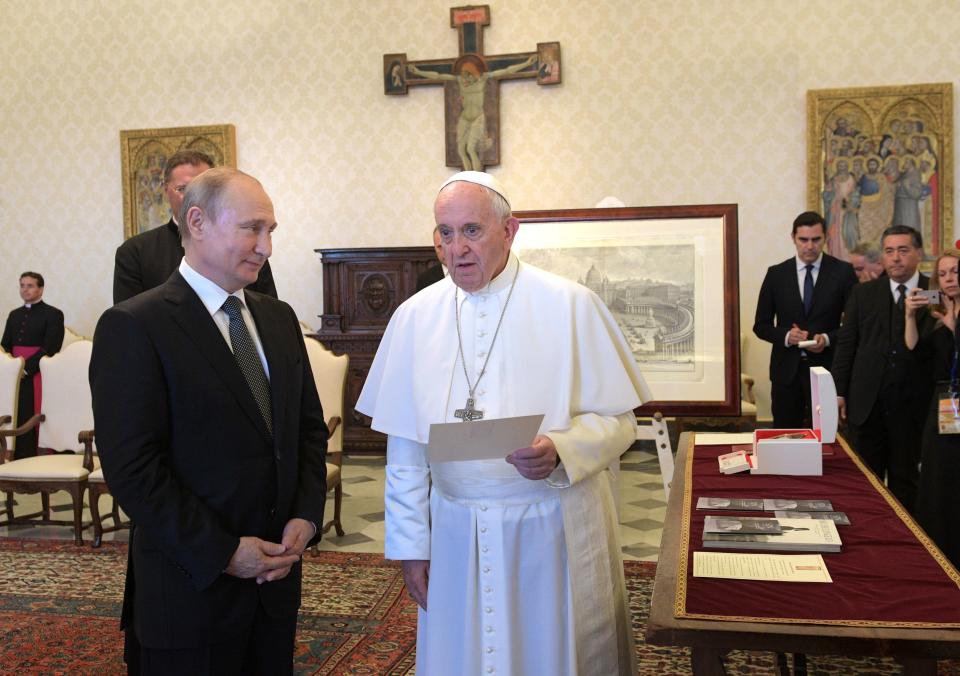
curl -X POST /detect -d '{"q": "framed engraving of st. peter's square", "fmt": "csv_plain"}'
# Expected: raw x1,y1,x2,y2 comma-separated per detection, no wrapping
120,124,237,239
512,204,740,417
807,83,953,262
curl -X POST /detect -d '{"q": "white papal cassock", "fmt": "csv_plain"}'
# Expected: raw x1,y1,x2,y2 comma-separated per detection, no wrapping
356,253,651,676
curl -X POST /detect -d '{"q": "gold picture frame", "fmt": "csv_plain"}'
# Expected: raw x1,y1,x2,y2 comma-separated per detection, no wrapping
120,124,236,239
807,83,953,261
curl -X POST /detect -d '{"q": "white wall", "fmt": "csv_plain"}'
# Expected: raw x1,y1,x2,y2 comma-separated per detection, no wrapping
1,0,957,418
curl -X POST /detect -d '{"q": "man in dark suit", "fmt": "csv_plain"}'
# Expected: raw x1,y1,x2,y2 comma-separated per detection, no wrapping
113,150,278,304
754,211,857,428
90,168,328,674
1,272,64,457
832,224,929,510
415,227,446,291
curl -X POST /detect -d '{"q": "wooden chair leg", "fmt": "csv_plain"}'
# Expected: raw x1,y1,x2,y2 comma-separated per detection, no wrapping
3,491,13,520
89,486,104,548
41,491,50,520
333,482,344,536
69,484,84,545
322,482,345,537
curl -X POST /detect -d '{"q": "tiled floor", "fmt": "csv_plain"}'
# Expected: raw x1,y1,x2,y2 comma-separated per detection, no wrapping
0,446,668,561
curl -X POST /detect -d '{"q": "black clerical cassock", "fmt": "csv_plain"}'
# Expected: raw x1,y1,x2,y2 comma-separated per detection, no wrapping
1,301,64,457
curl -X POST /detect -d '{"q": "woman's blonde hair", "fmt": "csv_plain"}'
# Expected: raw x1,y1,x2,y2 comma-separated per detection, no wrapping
930,248,960,292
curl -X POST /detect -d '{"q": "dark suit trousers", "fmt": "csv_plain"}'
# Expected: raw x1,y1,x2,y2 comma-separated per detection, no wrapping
14,378,37,458
848,384,920,511
771,359,812,429
137,603,297,676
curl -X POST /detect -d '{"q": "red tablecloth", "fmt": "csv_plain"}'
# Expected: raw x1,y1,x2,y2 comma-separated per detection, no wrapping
678,436,960,627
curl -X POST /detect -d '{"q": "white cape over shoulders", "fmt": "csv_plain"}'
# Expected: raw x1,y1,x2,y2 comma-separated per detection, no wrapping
356,257,651,440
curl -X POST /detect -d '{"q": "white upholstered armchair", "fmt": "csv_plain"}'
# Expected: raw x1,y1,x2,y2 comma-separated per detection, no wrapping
0,341,96,544
304,336,349,537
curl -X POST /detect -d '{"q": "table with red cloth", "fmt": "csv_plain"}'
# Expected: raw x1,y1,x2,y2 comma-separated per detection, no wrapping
646,432,960,675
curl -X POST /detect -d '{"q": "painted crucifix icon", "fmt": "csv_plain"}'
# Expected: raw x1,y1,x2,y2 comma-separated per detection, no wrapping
383,5,562,171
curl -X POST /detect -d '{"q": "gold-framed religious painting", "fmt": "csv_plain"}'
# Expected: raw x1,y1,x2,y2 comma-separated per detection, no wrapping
512,204,741,417
807,83,953,261
119,124,237,239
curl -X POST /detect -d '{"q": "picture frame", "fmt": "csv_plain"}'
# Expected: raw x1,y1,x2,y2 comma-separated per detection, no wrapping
119,124,237,239
806,83,953,261
512,204,741,416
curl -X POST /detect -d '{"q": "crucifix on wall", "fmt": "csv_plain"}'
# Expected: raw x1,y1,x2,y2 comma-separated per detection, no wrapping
383,5,562,171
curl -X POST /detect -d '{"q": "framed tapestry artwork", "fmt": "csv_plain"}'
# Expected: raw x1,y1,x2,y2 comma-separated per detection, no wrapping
119,124,237,239
512,204,741,417
807,83,953,262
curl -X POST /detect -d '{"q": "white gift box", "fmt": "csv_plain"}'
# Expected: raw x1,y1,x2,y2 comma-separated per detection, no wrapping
750,367,838,476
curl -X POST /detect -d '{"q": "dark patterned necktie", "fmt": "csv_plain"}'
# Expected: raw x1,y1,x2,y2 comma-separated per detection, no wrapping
896,284,907,310
222,296,272,435
803,264,815,315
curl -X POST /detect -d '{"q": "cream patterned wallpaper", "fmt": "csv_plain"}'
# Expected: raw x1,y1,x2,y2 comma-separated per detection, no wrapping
0,0,957,418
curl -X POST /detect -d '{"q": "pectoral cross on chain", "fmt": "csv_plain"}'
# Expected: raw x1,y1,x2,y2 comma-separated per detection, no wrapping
454,397,484,422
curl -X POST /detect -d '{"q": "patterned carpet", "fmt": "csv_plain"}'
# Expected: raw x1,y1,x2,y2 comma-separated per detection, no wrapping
0,539,957,675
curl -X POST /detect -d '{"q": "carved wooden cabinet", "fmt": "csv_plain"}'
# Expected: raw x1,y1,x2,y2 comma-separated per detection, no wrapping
314,247,438,454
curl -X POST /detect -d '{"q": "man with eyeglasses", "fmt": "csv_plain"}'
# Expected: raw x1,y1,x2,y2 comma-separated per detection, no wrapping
357,171,649,675
113,150,278,304
832,224,930,511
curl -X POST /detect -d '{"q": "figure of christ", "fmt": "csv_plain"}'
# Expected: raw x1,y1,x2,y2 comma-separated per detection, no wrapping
409,54,536,170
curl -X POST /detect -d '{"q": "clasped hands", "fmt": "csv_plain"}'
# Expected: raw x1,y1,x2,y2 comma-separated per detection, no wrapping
225,517,315,585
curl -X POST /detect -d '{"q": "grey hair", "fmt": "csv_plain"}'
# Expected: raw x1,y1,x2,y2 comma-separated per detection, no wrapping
487,187,512,222
178,167,260,239
849,242,881,264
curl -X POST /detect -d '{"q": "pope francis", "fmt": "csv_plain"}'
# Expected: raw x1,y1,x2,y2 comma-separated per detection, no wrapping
357,171,650,675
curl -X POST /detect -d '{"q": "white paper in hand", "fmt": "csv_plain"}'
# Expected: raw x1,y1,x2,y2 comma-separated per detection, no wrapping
427,414,545,463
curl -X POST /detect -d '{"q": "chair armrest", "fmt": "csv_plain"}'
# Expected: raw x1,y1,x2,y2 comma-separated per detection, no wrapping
327,416,341,437
0,414,45,462
0,413,44,438
325,416,343,468
740,373,756,405
79,429,96,472
0,415,10,427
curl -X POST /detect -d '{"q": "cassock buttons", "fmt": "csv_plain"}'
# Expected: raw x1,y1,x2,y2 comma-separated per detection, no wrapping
483,566,490,573
485,606,492,613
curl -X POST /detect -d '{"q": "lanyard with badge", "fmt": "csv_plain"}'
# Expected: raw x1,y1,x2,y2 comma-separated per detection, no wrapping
937,328,960,434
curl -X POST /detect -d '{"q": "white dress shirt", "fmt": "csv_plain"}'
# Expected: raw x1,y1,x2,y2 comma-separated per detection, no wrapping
178,258,270,378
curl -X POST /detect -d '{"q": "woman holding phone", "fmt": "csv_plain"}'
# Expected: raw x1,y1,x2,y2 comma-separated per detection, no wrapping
905,248,960,567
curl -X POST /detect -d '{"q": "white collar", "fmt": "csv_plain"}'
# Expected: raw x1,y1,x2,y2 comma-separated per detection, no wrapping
795,253,823,271
461,252,519,298
889,270,920,292
178,258,245,317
